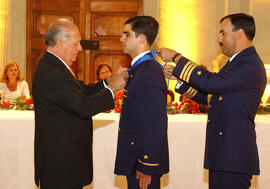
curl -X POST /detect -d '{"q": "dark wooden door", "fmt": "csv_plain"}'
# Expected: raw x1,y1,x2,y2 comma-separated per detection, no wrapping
26,0,143,90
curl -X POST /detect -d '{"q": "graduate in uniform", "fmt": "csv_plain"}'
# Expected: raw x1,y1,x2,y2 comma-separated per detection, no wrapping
114,16,169,189
158,13,266,189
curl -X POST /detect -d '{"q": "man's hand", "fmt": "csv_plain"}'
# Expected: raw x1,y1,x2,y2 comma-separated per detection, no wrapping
164,65,177,80
107,67,128,92
157,48,181,63
136,170,151,189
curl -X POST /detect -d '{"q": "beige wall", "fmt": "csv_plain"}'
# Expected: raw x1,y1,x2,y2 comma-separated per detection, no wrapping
7,0,270,78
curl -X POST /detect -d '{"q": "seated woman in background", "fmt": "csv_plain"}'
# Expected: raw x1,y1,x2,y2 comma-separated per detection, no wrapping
0,61,30,100
96,63,112,81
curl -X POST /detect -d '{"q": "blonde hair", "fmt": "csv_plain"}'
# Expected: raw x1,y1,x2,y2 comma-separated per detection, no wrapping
0,61,24,82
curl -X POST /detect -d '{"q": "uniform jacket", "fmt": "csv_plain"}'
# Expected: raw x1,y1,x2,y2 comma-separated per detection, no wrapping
32,51,114,188
114,53,169,176
173,46,266,175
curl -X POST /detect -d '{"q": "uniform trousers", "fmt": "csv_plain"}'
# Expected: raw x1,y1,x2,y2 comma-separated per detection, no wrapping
126,174,161,189
209,170,252,189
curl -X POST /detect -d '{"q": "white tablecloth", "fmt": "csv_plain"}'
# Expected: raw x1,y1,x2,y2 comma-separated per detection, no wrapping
0,110,270,189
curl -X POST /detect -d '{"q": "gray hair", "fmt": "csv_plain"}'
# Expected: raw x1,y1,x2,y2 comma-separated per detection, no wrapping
45,19,74,47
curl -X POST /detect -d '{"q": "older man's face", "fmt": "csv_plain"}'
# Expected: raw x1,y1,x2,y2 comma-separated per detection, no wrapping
61,28,82,66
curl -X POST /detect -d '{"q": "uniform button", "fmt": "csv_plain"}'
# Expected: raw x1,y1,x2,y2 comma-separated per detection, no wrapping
118,127,120,131
207,119,210,123
219,96,223,101
130,141,135,146
197,71,202,76
129,74,134,78
219,131,223,136
144,154,149,159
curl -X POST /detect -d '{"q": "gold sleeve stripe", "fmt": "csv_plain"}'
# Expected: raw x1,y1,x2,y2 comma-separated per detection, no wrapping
182,62,195,81
182,87,193,97
207,94,212,107
182,63,194,81
185,64,197,83
138,159,159,166
180,61,193,80
188,88,198,98
179,61,199,83
183,87,197,99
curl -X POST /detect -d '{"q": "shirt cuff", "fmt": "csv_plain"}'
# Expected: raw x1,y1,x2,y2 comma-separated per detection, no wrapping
103,80,114,98
175,81,184,89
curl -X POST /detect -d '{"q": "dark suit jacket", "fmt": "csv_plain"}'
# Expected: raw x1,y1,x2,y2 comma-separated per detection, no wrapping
32,51,114,188
114,53,169,176
173,46,266,175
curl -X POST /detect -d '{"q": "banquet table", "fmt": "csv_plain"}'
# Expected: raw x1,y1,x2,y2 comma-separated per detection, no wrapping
0,110,270,189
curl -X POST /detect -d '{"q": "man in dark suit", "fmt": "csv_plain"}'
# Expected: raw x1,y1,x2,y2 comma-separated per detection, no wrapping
32,18,127,189
158,13,266,189
114,16,169,189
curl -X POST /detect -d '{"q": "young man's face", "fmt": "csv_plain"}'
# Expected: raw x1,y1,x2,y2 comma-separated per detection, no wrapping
120,24,139,57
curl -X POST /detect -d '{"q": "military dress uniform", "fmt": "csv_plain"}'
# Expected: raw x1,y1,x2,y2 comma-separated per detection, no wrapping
173,46,266,189
114,52,169,188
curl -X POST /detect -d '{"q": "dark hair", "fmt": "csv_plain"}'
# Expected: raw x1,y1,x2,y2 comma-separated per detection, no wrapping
125,16,159,45
220,13,255,41
96,64,112,79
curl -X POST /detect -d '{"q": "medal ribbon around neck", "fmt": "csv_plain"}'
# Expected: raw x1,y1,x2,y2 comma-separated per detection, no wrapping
127,50,169,89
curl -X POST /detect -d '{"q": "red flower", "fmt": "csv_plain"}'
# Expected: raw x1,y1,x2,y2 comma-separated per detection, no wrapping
115,105,122,113
2,101,10,107
25,98,33,104
115,99,120,105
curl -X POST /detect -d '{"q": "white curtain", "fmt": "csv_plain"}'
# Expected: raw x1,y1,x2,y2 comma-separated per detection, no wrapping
0,0,8,74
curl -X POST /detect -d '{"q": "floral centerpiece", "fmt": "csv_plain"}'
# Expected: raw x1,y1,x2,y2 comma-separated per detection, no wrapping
257,104,270,114
0,94,269,114
114,90,124,113
0,97,34,110
167,96,270,115
167,96,208,114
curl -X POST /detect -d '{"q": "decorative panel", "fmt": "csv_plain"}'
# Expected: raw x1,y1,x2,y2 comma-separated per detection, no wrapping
91,0,140,12
93,14,134,37
36,14,75,36
29,50,45,82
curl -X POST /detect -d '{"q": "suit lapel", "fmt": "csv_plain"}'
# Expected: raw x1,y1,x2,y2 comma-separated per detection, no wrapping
45,52,83,89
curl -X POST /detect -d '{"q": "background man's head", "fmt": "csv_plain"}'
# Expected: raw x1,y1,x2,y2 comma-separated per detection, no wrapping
96,64,112,80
